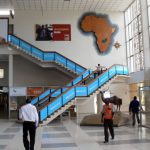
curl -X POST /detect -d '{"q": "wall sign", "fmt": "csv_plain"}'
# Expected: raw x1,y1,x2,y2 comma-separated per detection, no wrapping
35,24,71,41
79,13,117,54
27,87,44,96
9,87,26,96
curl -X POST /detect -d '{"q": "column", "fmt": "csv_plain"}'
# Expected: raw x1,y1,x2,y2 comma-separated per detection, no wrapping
8,54,13,119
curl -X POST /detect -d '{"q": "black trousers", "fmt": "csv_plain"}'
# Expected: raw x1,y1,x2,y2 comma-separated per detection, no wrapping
23,121,36,150
104,119,114,142
132,112,140,126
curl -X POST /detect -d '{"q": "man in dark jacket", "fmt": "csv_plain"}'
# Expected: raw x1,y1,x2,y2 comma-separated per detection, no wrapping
129,96,140,126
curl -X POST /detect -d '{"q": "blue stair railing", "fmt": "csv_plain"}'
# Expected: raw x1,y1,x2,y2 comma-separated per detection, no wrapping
38,64,128,122
8,34,86,75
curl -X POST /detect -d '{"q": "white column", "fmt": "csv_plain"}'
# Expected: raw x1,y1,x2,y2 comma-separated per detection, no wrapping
8,54,13,119
141,0,150,81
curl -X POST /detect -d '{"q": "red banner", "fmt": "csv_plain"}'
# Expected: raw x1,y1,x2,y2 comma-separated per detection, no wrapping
27,87,44,96
35,24,71,41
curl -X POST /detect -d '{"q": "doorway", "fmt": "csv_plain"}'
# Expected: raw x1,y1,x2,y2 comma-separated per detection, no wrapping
139,86,150,128
0,87,9,119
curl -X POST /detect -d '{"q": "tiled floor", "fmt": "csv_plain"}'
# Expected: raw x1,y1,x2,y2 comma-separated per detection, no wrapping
0,118,150,150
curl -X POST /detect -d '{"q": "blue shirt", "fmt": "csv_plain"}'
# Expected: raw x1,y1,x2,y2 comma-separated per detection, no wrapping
129,99,139,113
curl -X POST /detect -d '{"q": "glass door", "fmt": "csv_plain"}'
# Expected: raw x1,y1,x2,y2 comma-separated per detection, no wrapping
139,86,150,128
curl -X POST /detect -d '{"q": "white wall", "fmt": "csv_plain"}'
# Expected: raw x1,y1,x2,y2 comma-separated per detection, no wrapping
10,10,126,70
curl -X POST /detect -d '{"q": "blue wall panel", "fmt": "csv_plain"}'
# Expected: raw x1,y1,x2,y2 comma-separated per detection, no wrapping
62,88,75,105
76,86,88,96
40,107,48,121
87,79,99,95
44,53,55,61
47,97,62,116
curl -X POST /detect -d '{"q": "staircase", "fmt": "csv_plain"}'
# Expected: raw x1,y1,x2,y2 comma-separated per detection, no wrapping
39,74,129,126
7,35,129,126
38,65,129,125
8,34,86,75
41,99,76,126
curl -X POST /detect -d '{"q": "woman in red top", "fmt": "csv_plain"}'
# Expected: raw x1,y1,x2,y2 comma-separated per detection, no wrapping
101,99,115,143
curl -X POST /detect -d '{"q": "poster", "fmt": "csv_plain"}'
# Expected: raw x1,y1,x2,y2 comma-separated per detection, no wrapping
27,87,44,96
35,24,71,41
10,97,17,110
9,87,26,96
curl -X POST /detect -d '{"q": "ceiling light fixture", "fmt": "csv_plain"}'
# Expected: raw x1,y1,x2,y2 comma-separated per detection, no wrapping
0,9,15,18
0,10,10,15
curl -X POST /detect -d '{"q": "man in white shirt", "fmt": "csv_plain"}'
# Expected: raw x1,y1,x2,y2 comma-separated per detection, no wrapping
19,99,39,150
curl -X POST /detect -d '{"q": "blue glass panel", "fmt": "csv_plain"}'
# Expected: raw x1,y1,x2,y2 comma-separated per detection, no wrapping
47,97,62,115
39,90,50,101
98,72,109,87
44,52,55,61
82,70,90,78
11,36,20,46
108,67,116,79
62,88,75,105
51,89,61,97
31,97,38,105
50,89,55,93
67,83,72,86
62,87,68,92
55,54,67,66
20,41,32,53
76,66,85,74
32,47,43,60
116,65,123,74
8,35,11,41
66,60,76,71
75,86,88,96
73,76,82,85
123,67,129,75
39,107,47,121
87,79,99,95
39,97,49,106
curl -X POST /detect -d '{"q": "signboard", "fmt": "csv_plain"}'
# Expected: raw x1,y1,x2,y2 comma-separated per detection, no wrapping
9,87,26,96
35,24,71,41
27,87,44,96
10,97,17,110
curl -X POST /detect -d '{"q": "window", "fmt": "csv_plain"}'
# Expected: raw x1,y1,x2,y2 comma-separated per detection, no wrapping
147,0,150,44
125,0,144,73
0,69,4,78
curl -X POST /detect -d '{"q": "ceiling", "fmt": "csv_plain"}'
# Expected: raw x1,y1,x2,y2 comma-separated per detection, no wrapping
0,0,134,12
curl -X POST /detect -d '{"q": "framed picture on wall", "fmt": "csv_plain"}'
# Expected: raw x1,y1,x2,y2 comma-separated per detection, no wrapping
35,24,71,41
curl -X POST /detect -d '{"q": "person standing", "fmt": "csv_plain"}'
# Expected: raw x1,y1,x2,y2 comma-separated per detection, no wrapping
101,99,115,143
19,99,39,150
129,96,140,126
96,64,103,75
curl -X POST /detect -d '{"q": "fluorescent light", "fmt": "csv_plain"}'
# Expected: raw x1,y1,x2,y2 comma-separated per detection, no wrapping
0,9,15,16
0,69,4,78
0,10,10,15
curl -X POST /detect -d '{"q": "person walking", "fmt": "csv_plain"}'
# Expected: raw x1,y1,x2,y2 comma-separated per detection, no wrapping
101,99,115,143
129,96,140,126
19,98,39,150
